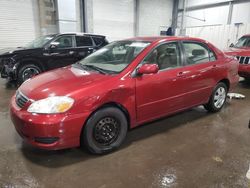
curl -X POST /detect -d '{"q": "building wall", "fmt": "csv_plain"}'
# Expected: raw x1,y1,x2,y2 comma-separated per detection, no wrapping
84,0,174,41
138,0,173,36
0,0,40,48
92,0,135,41
39,0,58,35
177,0,250,50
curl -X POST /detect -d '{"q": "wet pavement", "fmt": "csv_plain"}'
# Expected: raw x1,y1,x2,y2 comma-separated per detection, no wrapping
0,78,250,188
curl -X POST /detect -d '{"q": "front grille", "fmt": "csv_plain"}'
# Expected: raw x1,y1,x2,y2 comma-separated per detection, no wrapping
236,56,250,65
15,91,29,108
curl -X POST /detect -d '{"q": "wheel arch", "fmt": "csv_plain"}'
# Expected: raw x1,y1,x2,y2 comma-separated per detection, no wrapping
18,59,45,72
218,78,230,90
79,101,131,146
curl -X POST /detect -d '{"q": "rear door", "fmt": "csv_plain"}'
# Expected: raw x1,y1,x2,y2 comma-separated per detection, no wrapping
74,35,96,61
179,41,218,107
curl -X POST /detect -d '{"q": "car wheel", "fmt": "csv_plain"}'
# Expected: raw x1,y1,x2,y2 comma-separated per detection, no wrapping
204,82,228,113
17,64,41,85
244,77,250,83
82,107,128,154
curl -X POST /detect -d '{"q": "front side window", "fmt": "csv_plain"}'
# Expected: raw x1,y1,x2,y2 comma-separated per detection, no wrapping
78,41,151,73
54,35,73,49
183,42,213,65
234,36,250,48
76,36,93,47
142,42,181,70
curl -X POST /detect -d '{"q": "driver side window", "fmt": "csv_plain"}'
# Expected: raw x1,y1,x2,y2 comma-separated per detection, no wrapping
143,42,181,70
54,35,73,49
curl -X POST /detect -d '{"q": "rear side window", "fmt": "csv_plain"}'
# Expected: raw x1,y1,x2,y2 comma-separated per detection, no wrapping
93,36,106,46
183,42,216,65
76,36,93,47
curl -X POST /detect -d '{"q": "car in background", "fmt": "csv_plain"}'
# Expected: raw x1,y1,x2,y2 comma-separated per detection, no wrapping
10,36,239,154
225,34,250,81
0,33,108,84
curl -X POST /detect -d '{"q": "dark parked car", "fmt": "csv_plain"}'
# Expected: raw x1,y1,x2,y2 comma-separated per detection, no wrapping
0,33,108,84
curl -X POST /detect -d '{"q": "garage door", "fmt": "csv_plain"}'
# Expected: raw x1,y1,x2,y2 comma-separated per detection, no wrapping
0,0,39,49
92,0,135,41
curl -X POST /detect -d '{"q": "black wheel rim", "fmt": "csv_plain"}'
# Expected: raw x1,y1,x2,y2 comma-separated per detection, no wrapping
93,117,120,146
22,67,40,81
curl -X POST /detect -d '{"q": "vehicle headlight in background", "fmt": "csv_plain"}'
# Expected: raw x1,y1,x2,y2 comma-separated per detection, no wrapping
27,96,74,114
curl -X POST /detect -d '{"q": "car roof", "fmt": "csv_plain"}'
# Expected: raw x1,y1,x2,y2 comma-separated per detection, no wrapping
124,36,208,43
57,32,106,38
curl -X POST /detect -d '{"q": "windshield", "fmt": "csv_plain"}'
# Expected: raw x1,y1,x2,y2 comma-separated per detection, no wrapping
234,36,250,48
78,41,151,73
25,35,55,48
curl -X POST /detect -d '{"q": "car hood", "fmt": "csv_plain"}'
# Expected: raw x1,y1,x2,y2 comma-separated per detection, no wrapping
20,65,112,100
224,47,250,57
0,47,41,57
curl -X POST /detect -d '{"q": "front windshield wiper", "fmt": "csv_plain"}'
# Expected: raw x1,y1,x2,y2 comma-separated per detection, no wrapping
76,63,107,74
85,65,108,74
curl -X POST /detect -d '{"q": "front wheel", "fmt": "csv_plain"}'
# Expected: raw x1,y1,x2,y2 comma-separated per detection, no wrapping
17,64,41,85
204,82,228,113
81,107,128,154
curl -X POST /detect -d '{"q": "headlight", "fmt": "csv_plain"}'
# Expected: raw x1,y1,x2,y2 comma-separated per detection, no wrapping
27,96,74,114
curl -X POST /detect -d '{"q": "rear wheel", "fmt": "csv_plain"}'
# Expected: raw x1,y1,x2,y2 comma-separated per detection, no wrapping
204,82,228,112
17,64,41,85
81,107,128,154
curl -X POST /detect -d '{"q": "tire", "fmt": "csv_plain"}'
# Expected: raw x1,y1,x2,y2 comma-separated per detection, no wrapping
17,64,41,85
82,107,128,154
244,77,250,83
204,82,228,113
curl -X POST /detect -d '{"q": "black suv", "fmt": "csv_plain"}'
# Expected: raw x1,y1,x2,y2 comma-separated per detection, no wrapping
0,33,108,84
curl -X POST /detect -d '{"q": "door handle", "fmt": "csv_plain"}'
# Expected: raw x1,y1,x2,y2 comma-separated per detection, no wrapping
177,72,183,77
212,64,217,68
69,51,75,55
177,71,190,77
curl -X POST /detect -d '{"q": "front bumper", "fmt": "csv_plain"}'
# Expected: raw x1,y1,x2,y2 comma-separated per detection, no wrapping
239,64,250,78
1,64,15,79
10,96,89,150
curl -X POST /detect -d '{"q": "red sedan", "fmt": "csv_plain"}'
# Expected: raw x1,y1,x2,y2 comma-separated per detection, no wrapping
225,34,250,80
10,36,239,154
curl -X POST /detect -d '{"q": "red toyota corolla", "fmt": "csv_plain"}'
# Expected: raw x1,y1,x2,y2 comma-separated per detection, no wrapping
225,34,250,80
10,36,239,154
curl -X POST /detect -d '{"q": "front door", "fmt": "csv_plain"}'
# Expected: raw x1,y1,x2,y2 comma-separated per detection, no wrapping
135,42,185,124
45,35,76,69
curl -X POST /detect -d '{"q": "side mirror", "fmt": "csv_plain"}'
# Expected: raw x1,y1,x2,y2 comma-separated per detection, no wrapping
49,42,59,49
137,64,159,75
229,43,234,47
